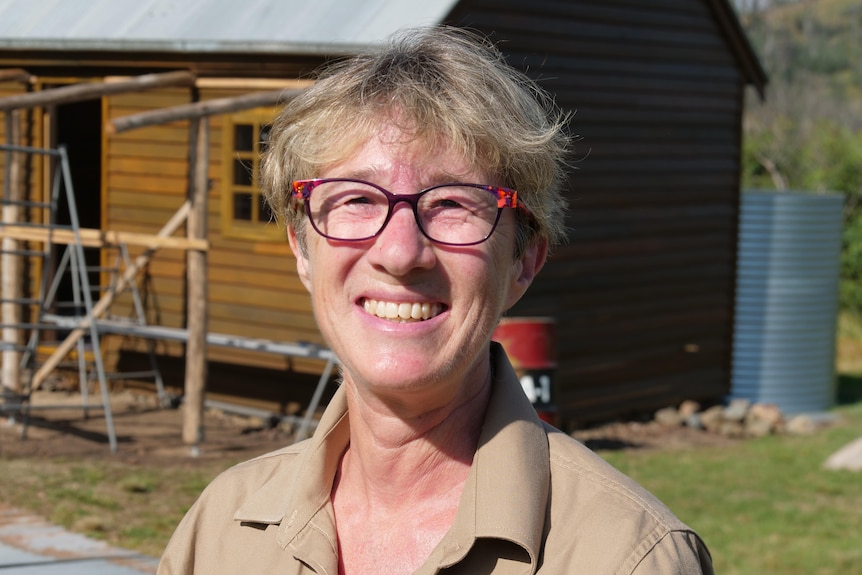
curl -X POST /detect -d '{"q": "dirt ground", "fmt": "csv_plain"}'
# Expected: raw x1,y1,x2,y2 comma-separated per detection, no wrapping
1,388,741,466
0,390,298,465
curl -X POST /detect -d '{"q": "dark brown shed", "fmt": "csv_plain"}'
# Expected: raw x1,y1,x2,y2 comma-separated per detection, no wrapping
447,0,767,425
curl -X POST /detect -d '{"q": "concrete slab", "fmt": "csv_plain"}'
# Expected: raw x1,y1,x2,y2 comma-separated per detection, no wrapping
0,505,157,574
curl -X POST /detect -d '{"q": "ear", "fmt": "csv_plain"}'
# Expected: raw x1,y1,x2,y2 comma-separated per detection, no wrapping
288,225,313,293
504,238,548,310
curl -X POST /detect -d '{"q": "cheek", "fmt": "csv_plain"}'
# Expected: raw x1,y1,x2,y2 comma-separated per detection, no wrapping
305,242,364,293
463,253,518,311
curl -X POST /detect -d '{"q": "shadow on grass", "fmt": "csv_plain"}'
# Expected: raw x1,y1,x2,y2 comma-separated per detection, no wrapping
582,438,642,451
837,373,862,406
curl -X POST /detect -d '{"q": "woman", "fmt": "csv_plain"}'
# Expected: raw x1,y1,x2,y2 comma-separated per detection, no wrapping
158,26,713,575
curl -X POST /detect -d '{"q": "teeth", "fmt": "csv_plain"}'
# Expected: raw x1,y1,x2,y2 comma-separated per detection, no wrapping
386,302,399,319
398,303,412,319
363,298,441,322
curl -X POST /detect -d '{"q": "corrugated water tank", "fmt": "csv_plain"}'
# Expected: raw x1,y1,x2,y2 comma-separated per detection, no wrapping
731,190,844,414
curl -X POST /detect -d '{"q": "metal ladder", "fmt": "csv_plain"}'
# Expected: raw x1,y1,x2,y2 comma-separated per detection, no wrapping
90,243,168,406
1,143,165,452
38,241,170,412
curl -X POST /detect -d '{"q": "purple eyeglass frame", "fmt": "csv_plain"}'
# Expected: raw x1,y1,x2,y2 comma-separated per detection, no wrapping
291,178,527,246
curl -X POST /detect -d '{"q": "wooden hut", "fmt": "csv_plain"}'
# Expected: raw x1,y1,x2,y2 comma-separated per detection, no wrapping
0,0,766,429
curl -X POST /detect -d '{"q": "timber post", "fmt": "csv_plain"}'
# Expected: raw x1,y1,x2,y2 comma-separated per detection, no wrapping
2,109,22,392
183,116,210,451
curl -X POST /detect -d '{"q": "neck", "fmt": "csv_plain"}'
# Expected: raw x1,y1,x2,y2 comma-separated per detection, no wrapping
336,361,493,509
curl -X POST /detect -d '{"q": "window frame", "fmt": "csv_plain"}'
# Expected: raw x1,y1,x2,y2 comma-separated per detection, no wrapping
220,110,283,242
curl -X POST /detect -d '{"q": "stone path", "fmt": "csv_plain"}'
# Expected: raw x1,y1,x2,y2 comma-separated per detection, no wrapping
0,505,158,574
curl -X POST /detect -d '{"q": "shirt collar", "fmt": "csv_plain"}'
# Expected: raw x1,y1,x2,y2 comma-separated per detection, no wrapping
233,388,350,538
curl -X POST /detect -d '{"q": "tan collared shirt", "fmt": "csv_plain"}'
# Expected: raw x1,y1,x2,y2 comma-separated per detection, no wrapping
158,345,713,574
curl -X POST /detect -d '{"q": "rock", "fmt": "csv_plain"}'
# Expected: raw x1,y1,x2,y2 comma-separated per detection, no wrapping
744,403,783,437
678,400,701,420
747,403,783,426
628,421,647,433
823,437,862,471
700,405,725,432
684,412,704,430
745,417,774,438
785,414,817,436
655,406,683,427
719,420,746,438
724,398,751,422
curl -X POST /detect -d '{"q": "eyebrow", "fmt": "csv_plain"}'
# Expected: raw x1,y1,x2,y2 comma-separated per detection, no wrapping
324,169,488,189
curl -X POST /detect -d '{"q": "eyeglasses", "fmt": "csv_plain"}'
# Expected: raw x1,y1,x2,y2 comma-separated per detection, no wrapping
291,178,527,246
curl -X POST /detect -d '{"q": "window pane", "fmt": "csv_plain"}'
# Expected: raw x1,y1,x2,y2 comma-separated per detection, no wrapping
233,158,253,186
234,124,254,152
233,193,253,221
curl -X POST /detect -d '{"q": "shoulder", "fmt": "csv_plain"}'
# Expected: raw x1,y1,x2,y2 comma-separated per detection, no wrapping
157,442,311,575
219,441,307,485
199,441,307,511
544,426,684,527
172,440,309,532
540,425,713,574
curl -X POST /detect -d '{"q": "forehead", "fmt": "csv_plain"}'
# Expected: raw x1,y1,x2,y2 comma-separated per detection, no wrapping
319,122,491,185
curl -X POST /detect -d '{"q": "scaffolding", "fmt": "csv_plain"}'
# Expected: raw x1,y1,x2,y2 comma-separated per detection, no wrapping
0,141,337,452
1,73,334,453
0,143,170,451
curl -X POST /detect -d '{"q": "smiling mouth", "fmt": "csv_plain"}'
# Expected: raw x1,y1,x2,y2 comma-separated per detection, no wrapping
362,298,444,323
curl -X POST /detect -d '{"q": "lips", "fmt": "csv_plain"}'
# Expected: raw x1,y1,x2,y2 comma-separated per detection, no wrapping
362,298,443,322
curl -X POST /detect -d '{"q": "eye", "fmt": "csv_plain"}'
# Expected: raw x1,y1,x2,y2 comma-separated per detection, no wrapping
433,198,465,209
344,194,373,205
421,186,496,218
319,185,384,211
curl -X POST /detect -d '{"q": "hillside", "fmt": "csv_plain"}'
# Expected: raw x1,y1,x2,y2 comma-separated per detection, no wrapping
739,0,862,125
736,0,862,313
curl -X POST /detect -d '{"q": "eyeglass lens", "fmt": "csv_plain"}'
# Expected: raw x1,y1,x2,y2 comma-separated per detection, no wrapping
306,180,501,245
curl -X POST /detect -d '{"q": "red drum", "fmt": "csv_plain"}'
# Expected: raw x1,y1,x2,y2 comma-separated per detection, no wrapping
492,317,558,425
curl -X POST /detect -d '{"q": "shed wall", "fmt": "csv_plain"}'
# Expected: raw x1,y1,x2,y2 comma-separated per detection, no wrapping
449,0,743,424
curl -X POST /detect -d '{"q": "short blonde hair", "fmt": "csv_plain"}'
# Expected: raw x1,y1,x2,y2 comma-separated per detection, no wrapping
261,26,571,252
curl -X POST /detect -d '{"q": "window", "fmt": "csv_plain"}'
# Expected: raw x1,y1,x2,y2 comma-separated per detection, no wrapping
221,111,283,241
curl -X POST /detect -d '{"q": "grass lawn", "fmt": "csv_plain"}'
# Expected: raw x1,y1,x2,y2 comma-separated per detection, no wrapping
600,313,862,575
0,454,232,557
602,389,862,575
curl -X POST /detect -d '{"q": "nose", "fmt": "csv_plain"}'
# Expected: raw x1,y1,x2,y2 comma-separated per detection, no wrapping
367,201,436,275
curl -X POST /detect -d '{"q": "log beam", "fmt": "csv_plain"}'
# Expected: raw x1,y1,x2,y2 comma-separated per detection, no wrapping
107,88,304,135
0,69,31,84
0,223,208,251
0,71,195,112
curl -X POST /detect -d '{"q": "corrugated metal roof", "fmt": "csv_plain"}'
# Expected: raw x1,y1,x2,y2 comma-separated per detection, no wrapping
0,0,459,54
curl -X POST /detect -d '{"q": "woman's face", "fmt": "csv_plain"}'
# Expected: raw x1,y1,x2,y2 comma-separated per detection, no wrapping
288,124,546,411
